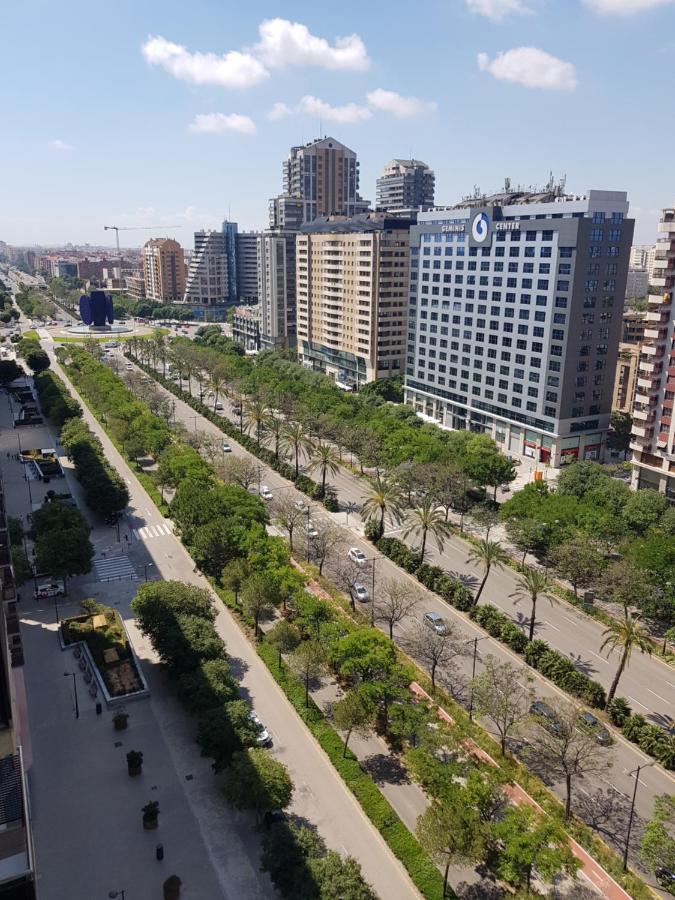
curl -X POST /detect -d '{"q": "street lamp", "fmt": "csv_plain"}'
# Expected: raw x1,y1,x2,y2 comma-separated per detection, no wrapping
63,671,79,719
623,762,655,871
144,563,153,582
367,556,381,627
109,891,126,899
465,636,490,721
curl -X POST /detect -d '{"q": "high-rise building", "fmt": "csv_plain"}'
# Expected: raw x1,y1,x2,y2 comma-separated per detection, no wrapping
232,305,261,352
405,188,634,466
222,220,238,303
236,231,260,303
182,231,229,307
376,159,435,212
630,205,675,500
629,244,656,278
296,213,413,388
142,238,185,303
272,136,369,227
269,195,304,231
257,232,296,350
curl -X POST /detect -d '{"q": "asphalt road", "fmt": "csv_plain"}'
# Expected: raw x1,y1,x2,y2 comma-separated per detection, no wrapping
138,361,675,838
47,348,421,900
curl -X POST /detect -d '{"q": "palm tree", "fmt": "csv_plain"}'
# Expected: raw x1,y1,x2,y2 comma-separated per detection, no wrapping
244,399,268,447
402,498,452,561
361,476,404,539
600,609,653,704
264,412,284,460
208,366,228,412
280,421,312,478
467,539,509,605
509,566,551,641
307,441,340,495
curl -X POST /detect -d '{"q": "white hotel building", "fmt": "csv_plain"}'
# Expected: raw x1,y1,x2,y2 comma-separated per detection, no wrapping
404,189,634,466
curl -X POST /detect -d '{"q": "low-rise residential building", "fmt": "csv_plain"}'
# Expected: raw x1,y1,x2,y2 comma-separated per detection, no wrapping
622,309,647,344
612,343,640,414
232,305,261,352
625,268,649,299
296,213,413,388
629,244,656,278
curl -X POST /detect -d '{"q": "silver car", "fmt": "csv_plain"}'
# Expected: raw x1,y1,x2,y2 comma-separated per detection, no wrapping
423,612,449,635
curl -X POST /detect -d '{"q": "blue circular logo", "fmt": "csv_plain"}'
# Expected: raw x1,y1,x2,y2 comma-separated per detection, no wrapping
472,212,490,243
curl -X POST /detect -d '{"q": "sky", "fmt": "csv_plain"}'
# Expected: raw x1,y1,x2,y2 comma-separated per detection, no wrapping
2,0,674,249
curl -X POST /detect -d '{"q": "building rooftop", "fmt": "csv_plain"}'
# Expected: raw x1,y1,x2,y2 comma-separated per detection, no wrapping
300,212,415,234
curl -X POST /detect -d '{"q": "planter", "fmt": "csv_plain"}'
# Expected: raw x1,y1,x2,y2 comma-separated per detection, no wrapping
163,875,182,900
143,817,158,830
113,712,129,731
127,750,143,777
142,801,159,830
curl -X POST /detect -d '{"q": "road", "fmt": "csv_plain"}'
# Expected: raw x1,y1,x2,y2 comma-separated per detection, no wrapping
133,358,674,843
45,347,421,900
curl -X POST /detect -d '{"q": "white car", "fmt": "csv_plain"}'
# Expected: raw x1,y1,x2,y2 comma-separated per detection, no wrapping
354,583,369,603
214,403,224,411
250,712,271,746
348,547,367,566
306,521,319,538
260,485,273,501
34,581,64,599
423,612,449,636
222,442,232,453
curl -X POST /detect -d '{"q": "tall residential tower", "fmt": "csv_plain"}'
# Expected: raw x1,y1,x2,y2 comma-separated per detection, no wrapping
142,238,185,303
376,159,435,212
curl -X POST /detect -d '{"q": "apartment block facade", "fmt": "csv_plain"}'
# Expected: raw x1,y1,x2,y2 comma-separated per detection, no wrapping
236,231,260,303
142,238,185,303
631,205,675,501
182,230,229,307
257,232,296,350
376,159,435,212
613,343,640,414
296,214,412,388
404,189,633,466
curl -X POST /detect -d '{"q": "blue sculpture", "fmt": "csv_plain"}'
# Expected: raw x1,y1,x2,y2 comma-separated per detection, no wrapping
79,290,114,328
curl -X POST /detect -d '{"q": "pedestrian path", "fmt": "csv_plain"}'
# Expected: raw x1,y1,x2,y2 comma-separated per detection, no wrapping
133,522,173,540
93,555,137,582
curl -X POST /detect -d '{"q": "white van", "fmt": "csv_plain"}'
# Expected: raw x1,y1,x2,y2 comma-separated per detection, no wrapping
34,581,64,599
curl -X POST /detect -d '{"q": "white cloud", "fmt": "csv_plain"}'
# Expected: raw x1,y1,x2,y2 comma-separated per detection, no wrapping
366,88,436,117
49,139,74,151
466,0,533,21
477,47,577,90
188,113,257,135
583,0,673,13
298,95,372,124
141,35,268,89
267,101,292,121
254,18,370,70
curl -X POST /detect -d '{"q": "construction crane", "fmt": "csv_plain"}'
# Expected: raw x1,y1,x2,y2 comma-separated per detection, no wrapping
103,224,184,255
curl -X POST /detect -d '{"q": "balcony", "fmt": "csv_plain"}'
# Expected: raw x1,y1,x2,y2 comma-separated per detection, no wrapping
644,327,668,341
633,407,654,422
632,424,654,439
642,343,665,357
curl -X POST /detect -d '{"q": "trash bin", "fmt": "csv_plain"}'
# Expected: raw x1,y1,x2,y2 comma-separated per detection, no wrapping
156,844,164,861
96,702,102,715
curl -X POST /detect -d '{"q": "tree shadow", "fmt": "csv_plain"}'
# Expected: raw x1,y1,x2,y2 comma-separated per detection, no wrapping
646,710,674,733
455,875,504,899
360,753,411,786
572,787,638,849
550,883,600,900
227,655,250,682
569,655,598,678
449,570,480,590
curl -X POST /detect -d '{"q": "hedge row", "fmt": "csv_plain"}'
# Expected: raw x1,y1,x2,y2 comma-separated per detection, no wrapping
257,642,448,900
376,536,607,710
620,714,675,769
59,418,129,520
127,356,340,513
34,370,82,426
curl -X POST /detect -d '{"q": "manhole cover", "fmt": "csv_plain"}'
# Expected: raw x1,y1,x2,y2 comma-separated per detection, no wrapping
114,741,123,748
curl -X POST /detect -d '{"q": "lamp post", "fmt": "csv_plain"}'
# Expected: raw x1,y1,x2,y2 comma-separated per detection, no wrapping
368,556,381,627
64,671,79,719
623,763,655,871
306,505,311,562
465,636,489,721
144,563,153,582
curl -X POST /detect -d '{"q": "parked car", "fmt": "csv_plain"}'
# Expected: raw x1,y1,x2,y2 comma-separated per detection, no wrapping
348,547,367,566
423,612,449,635
214,403,224,411
34,581,64,599
250,712,271,746
577,711,612,746
260,485,273,501
529,700,562,734
222,442,232,453
306,521,319,538
655,867,675,891
125,363,133,370
354,583,369,603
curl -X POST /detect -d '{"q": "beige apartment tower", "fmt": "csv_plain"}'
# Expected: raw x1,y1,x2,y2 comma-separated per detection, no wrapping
142,237,185,303
296,214,412,388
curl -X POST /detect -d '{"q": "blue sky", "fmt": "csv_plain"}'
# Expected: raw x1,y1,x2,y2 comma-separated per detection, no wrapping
2,0,673,248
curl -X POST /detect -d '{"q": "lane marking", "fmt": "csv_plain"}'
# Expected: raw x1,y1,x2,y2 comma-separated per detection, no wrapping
589,651,609,664
544,621,560,632
626,695,649,711
647,688,669,704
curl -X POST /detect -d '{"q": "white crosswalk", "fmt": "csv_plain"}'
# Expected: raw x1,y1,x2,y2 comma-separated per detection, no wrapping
94,555,138,582
133,522,174,540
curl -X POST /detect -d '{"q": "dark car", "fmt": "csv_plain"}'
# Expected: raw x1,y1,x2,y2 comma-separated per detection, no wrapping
529,700,562,733
655,867,675,890
577,711,612,746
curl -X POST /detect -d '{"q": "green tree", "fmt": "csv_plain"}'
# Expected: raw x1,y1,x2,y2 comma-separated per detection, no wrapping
243,398,268,446
360,476,404,540
494,806,579,892
314,852,377,900
416,793,488,898
463,434,516,499
294,594,333,640
640,794,675,879
466,539,509,605
607,411,633,458
401,497,453,560
241,572,279,639
623,489,669,536
470,656,533,755
24,347,50,373
600,609,653,704
0,359,23,385
509,566,552,641
280,421,312,478
33,506,93,594
307,441,340,496
221,748,293,824
548,537,605,599
332,689,374,757
221,558,249,604
333,629,397,684
265,620,301,668
289,641,327,706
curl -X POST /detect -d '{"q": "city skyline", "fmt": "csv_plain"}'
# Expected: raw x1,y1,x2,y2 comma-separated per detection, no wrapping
2,0,674,246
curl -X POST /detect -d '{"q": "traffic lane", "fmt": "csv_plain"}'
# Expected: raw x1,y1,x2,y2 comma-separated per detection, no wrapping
138,360,675,812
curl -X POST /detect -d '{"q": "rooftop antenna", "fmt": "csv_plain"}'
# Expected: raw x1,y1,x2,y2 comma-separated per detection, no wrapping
319,117,322,139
